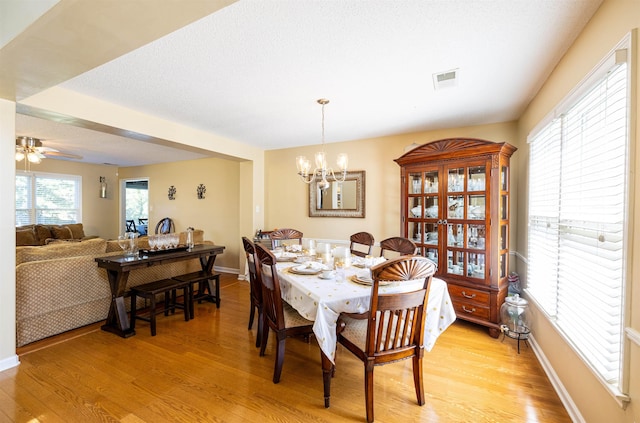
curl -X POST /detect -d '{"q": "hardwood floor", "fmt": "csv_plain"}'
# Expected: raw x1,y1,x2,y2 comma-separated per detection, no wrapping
3,273,571,423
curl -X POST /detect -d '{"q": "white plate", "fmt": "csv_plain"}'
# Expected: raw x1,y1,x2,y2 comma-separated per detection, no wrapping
276,253,298,262
349,275,392,286
289,264,322,275
318,274,335,280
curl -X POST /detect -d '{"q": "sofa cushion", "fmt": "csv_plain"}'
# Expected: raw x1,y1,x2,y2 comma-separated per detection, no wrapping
16,238,107,265
16,226,38,246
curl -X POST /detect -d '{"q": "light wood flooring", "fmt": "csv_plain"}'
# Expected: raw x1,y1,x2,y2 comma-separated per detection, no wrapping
3,273,571,422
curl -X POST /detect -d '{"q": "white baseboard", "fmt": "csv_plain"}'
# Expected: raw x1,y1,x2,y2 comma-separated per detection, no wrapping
0,354,20,372
529,334,584,423
213,266,238,275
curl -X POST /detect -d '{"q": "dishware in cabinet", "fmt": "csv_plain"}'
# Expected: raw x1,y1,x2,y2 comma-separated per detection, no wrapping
395,138,516,337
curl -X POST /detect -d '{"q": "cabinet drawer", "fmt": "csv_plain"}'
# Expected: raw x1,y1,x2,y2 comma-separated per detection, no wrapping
447,285,491,306
451,301,491,320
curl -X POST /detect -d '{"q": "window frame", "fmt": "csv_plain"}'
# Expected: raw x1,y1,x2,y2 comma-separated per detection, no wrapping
16,170,83,226
526,33,633,405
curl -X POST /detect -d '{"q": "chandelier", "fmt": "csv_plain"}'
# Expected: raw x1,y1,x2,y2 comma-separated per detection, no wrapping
296,99,348,190
15,137,44,171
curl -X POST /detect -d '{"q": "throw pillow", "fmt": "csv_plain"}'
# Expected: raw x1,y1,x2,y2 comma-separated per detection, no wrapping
66,223,85,239
16,227,37,246
50,225,73,240
34,225,53,245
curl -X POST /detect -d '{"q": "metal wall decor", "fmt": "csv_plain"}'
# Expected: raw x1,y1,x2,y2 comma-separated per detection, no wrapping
197,184,206,199
168,185,176,200
99,176,107,198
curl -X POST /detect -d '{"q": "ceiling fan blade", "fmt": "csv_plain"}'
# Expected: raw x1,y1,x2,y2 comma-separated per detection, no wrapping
41,151,83,160
36,146,60,153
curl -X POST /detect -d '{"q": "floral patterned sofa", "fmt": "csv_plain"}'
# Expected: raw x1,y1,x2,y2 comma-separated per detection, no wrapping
15,227,207,347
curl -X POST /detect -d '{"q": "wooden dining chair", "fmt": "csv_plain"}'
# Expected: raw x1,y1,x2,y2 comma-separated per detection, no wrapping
155,217,175,234
379,236,417,258
349,231,375,257
242,237,263,348
324,255,436,423
254,243,314,383
269,228,303,249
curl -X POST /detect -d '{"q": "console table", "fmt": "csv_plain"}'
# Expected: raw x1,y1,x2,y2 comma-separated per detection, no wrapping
95,244,225,338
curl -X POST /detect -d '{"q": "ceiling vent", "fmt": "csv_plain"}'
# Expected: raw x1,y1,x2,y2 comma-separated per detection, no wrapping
433,69,459,90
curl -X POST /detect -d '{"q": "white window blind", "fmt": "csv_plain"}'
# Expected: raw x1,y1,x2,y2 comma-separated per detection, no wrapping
16,172,82,226
527,49,628,387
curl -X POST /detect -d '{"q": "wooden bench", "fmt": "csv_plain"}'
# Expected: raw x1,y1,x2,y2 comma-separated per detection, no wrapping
130,278,191,336
172,271,221,318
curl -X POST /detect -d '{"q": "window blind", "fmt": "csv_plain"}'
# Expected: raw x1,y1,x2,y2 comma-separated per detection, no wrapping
15,172,82,226
527,54,628,386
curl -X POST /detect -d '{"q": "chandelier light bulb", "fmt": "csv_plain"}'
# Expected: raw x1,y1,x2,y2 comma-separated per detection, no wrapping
337,153,348,171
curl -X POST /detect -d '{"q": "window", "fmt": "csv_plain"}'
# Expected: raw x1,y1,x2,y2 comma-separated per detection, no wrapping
527,38,630,396
16,171,82,226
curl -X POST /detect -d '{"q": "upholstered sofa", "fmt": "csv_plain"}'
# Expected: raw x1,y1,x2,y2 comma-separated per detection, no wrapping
15,229,208,347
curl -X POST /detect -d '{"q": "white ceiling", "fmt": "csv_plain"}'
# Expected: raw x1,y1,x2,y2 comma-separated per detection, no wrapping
13,0,603,167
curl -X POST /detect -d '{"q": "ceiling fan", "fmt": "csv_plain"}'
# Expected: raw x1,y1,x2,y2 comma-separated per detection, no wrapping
15,136,82,170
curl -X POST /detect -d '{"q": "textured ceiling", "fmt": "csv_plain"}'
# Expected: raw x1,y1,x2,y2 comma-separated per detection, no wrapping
13,0,603,166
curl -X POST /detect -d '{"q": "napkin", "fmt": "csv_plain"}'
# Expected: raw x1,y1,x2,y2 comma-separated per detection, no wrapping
287,244,302,252
356,269,373,281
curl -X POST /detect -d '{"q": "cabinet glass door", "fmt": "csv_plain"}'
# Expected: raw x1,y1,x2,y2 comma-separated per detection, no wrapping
444,163,488,279
407,169,440,260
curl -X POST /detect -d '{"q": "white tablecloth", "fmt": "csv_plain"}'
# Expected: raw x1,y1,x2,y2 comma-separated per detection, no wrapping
276,262,456,364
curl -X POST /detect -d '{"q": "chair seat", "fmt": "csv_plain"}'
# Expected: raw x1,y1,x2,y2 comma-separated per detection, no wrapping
283,302,313,328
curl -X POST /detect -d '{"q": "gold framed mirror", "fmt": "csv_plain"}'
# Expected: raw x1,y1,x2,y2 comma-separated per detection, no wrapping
309,170,365,218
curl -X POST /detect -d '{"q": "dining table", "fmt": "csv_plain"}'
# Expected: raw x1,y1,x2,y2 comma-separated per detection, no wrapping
275,260,457,364
275,257,456,409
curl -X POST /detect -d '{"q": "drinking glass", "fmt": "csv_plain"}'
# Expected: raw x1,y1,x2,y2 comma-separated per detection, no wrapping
117,234,129,254
148,235,157,251
334,262,346,284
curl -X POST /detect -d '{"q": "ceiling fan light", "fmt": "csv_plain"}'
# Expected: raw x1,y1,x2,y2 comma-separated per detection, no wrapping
27,152,41,163
15,151,25,162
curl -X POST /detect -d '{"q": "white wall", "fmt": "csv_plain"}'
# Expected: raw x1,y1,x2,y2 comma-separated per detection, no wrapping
0,99,19,371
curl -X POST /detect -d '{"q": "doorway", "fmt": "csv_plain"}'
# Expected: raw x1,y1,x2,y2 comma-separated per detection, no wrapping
120,178,149,235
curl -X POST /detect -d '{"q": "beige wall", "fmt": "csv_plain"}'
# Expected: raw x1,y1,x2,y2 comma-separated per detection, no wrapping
516,1,639,422
265,122,518,246
118,157,241,271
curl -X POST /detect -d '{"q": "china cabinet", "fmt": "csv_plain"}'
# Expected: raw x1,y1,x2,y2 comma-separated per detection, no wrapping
395,138,517,337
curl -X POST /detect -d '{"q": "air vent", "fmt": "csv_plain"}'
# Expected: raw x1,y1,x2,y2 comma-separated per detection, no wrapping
433,69,459,90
